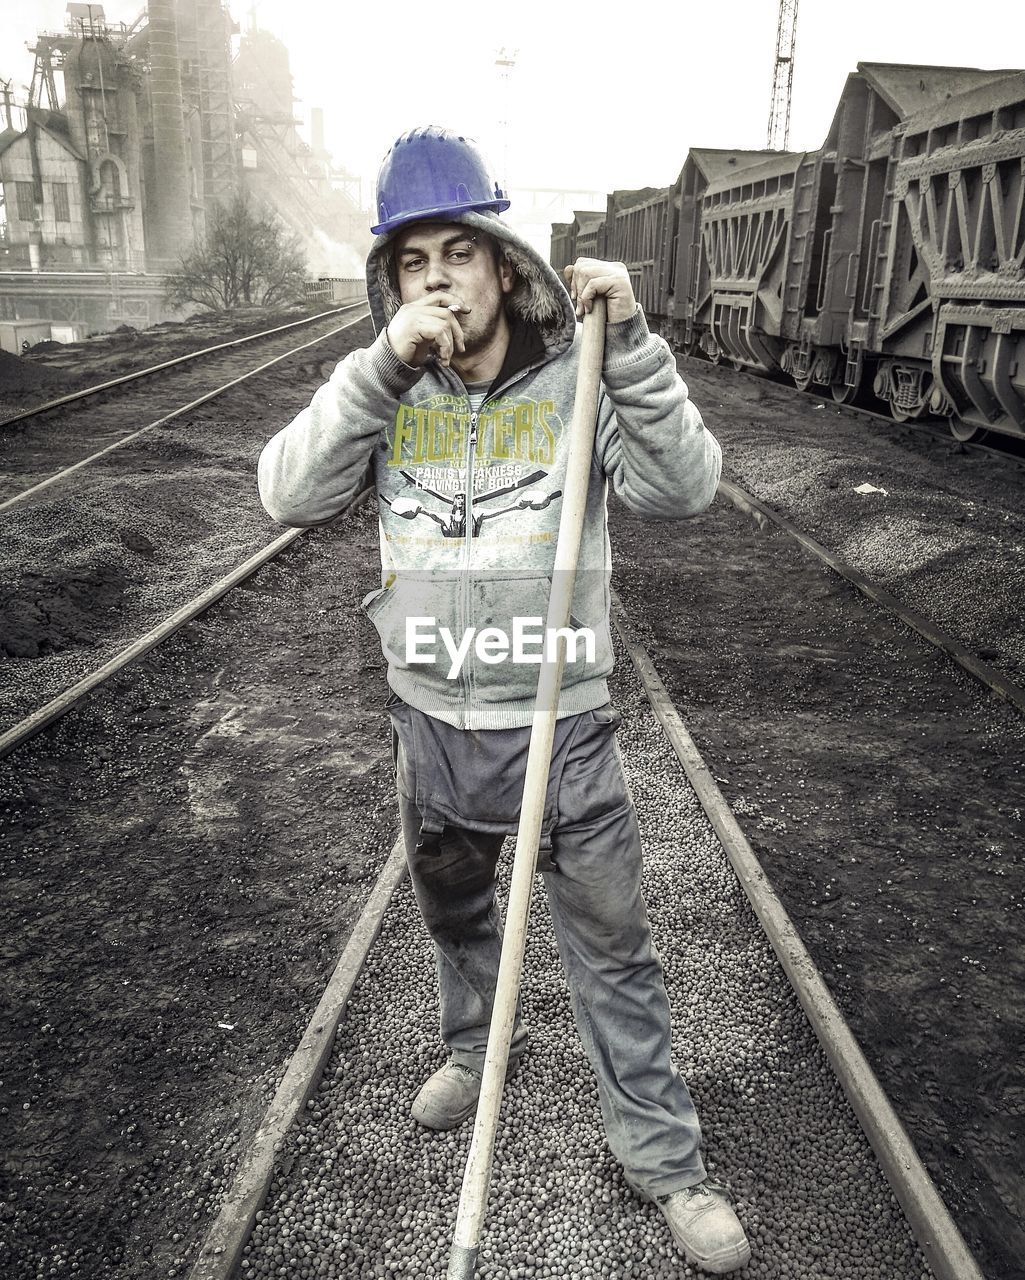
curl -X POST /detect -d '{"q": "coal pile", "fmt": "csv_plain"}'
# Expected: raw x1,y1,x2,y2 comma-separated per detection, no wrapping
0,348,68,396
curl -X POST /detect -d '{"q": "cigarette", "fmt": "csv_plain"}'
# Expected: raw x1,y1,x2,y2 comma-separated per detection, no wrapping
448,303,469,313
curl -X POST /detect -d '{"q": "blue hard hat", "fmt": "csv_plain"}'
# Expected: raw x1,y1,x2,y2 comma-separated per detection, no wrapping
371,126,510,236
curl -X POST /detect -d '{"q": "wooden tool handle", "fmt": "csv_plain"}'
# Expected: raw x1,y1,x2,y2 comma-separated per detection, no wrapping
447,298,608,1279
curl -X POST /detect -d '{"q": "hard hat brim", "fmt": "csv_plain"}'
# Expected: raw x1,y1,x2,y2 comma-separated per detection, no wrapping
371,198,512,238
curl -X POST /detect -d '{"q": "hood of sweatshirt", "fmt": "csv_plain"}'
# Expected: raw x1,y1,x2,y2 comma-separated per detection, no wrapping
365,210,579,364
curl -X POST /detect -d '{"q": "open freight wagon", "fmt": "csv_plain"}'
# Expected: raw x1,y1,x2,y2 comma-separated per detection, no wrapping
551,60,1025,441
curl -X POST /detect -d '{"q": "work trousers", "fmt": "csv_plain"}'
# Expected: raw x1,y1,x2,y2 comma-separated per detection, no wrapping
391,699,707,1197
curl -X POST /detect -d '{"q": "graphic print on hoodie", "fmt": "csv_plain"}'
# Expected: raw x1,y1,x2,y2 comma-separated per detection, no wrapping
382,389,566,545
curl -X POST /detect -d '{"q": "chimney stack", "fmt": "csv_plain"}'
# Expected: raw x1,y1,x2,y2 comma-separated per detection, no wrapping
146,0,194,266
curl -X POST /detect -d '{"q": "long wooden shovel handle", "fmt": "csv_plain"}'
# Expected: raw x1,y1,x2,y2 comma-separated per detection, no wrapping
446,298,608,1279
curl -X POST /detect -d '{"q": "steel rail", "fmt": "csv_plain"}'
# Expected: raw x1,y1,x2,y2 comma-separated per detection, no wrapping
717,476,1025,713
0,302,366,430
865,413,1025,472
188,836,409,1280
609,592,985,1280
0,310,370,514
811,395,1025,471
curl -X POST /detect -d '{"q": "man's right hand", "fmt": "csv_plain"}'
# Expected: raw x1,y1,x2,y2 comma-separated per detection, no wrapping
385,294,471,368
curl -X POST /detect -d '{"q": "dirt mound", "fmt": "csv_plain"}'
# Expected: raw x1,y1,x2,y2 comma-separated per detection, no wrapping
0,348,68,394
0,559,132,658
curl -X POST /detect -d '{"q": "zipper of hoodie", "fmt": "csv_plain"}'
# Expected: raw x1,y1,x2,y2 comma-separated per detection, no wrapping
461,402,480,728
458,361,546,729
464,408,479,562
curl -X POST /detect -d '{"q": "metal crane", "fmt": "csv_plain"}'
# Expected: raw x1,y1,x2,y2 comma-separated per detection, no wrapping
767,0,799,151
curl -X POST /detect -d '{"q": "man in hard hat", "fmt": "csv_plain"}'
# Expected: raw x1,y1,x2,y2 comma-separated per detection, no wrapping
258,126,750,1276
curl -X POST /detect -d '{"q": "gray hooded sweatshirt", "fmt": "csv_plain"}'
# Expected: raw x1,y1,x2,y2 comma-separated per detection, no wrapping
257,211,721,730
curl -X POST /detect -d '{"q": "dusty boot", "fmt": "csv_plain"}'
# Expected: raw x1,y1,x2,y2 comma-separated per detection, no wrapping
410,1059,518,1131
653,1178,751,1275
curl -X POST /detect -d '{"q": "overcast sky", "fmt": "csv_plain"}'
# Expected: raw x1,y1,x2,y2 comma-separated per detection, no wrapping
2,1,1021,211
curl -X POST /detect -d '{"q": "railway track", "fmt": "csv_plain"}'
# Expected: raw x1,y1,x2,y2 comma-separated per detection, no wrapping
2,325,1018,1276
0,498,395,1280
610,487,1023,1279
0,305,369,513
0,310,375,732
181,424,1013,1274
701,354,1025,474
188,611,987,1280
4,472,1010,1275
674,352,1025,698
5,409,1022,752
0,487,983,1279
3,308,1019,752
0,305,366,430
716,476,1025,712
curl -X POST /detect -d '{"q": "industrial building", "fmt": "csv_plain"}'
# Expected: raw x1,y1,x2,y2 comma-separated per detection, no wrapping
0,1,366,352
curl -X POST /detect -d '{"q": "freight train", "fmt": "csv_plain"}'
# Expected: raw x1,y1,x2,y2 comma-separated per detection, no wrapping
550,62,1025,442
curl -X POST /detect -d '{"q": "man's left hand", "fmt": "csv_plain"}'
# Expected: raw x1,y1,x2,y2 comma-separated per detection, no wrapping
563,259,637,324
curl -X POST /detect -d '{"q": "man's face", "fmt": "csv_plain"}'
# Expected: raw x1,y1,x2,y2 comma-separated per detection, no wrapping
393,223,514,360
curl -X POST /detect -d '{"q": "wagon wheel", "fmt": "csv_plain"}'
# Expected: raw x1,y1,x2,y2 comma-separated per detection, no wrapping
830,380,858,405
948,416,980,443
792,370,814,392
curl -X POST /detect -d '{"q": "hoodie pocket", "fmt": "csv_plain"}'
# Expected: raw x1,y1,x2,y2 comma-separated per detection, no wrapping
361,572,464,678
463,572,614,705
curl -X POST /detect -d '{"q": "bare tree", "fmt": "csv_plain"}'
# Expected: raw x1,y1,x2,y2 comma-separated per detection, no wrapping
163,193,307,310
